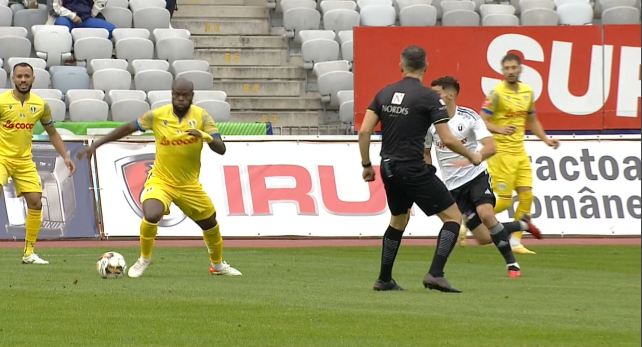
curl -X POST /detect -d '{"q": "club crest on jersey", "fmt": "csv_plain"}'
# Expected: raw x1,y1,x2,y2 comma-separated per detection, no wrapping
188,119,196,128
391,92,405,105
163,120,168,127
30,105,37,114
457,124,463,131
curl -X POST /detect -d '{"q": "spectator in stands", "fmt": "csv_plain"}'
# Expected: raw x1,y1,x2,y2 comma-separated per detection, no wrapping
52,0,115,38
166,0,177,17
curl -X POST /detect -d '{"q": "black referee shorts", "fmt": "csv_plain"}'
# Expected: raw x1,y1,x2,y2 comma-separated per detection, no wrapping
449,171,496,217
380,159,455,216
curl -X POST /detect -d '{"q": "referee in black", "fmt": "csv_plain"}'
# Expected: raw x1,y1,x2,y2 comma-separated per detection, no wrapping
359,45,482,292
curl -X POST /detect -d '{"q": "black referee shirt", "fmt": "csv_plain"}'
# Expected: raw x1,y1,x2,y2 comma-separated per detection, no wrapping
368,77,449,163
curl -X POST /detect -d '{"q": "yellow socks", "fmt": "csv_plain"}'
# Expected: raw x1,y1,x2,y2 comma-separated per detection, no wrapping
512,190,534,246
23,208,42,256
139,219,158,259
202,224,223,264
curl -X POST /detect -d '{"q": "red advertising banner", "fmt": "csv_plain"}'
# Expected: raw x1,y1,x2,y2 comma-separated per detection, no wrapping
353,25,641,131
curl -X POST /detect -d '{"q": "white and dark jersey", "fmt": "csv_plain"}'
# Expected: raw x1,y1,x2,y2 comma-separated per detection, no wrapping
425,106,492,190
369,77,449,164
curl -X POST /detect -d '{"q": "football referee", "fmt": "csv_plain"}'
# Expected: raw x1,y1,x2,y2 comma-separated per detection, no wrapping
359,45,481,292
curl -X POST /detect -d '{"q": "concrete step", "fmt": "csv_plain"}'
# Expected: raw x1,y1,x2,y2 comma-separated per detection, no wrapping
192,35,287,49
173,5,268,18
231,111,321,127
178,0,266,5
171,19,270,35
195,48,287,66
211,66,305,79
215,80,303,97
228,96,322,110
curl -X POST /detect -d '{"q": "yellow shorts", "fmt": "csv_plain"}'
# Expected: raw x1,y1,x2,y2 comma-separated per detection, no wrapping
487,153,532,197
0,158,42,196
141,176,215,221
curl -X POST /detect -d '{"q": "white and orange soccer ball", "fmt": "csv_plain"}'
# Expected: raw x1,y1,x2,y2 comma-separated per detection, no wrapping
96,252,127,279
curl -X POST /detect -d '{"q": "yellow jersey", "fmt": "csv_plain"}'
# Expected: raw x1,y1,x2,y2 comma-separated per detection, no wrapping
137,104,220,185
0,90,53,160
481,81,535,155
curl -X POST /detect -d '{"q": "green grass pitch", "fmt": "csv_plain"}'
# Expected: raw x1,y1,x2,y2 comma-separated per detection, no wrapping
0,245,639,347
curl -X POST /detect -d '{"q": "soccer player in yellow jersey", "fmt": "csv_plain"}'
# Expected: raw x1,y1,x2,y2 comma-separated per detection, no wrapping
482,53,559,255
77,78,242,277
0,63,76,264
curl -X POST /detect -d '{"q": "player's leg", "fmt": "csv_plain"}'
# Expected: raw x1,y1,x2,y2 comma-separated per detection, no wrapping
511,155,537,254
487,153,514,214
411,168,462,293
175,184,241,276
128,178,171,278
372,171,410,291
475,203,522,277
11,161,48,264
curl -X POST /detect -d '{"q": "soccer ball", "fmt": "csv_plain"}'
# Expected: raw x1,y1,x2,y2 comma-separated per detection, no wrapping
97,251,127,279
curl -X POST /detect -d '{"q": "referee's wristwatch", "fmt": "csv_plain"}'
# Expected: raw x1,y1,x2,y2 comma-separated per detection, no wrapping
361,162,372,168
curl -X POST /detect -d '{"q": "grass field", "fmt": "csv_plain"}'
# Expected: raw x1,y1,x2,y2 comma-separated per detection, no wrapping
0,245,639,347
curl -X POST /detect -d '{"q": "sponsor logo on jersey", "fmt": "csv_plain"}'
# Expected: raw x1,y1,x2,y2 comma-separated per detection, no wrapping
159,136,199,146
3,120,34,129
391,92,405,105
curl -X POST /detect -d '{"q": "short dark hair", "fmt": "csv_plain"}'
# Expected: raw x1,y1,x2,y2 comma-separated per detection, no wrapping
431,76,460,94
401,45,426,71
501,53,521,65
12,62,34,74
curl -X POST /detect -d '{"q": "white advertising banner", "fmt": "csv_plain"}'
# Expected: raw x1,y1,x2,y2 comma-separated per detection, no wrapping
96,137,641,237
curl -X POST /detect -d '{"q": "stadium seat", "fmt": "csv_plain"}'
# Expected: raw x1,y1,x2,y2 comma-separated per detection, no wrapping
147,90,171,104
482,13,519,25
556,2,594,24
32,25,73,67
317,70,353,106
0,68,6,88
298,29,336,44
360,5,396,26
337,89,354,124
13,5,47,40
172,59,210,76
598,0,638,11
109,89,147,103
554,0,589,6
194,100,231,122
519,0,556,12
150,99,171,109
283,8,321,38
341,40,353,63
323,9,360,32
479,4,516,18
601,6,640,23
442,9,480,25
101,7,133,28
32,88,63,100
0,26,28,37
93,68,132,95
134,69,173,91
520,8,559,24
313,59,350,76
111,98,150,121
0,5,12,26
44,98,66,121
133,7,170,39
72,29,113,72
130,0,166,12
152,28,190,42
399,4,437,26
174,70,213,90
302,38,340,69
396,0,432,9
66,89,105,104
0,36,31,71
106,0,130,8
337,30,353,44
8,57,46,71
280,0,317,12
113,28,151,41
357,0,394,9
441,0,475,13
132,59,170,74
320,0,358,14
0,0,7,5
69,99,109,121
114,38,154,72
90,58,129,73
193,90,227,103
155,36,194,63
50,66,91,94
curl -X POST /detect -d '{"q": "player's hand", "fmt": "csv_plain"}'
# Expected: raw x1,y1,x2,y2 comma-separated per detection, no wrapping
362,166,375,182
498,125,517,135
186,129,202,138
545,138,560,149
469,152,482,166
64,157,76,176
76,144,96,161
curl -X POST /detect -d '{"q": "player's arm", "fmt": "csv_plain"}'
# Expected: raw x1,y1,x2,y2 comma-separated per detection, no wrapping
76,121,140,160
473,115,496,161
42,104,76,175
358,109,379,182
195,111,226,155
526,103,559,149
481,92,515,135
423,130,433,165
434,122,481,165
